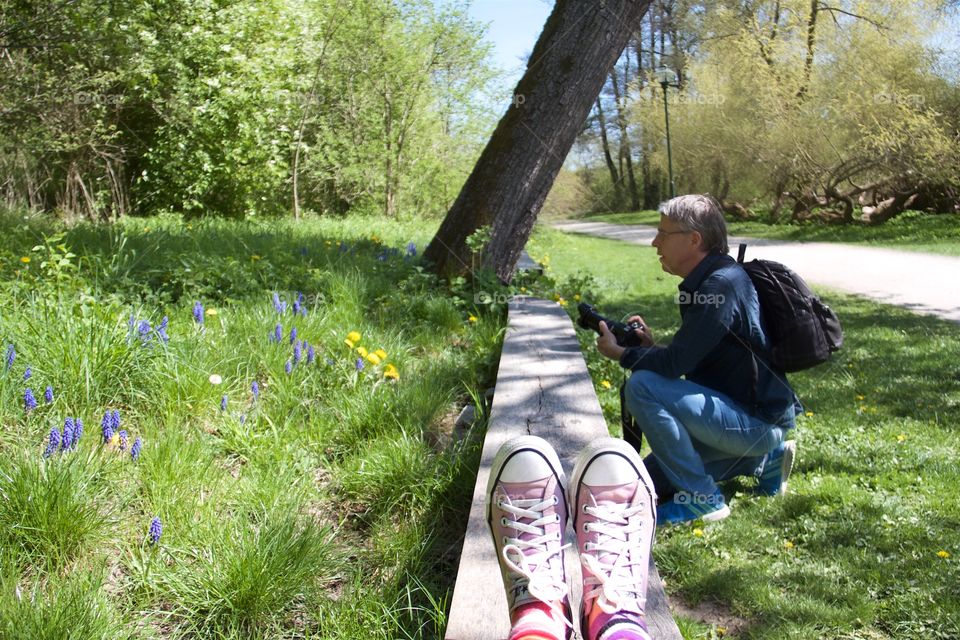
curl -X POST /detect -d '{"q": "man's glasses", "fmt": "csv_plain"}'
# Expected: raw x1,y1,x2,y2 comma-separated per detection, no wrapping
655,228,692,238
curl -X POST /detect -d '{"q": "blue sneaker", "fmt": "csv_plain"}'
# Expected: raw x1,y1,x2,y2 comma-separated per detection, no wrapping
757,440,796,497
656,489,730,526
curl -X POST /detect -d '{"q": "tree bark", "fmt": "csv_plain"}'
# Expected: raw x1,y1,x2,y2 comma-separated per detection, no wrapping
595,97,622,204
609,69,640,210
797,0,819,100
424,0,653,282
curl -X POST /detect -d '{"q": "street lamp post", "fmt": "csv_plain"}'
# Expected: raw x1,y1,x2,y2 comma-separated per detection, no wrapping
655,64,679,199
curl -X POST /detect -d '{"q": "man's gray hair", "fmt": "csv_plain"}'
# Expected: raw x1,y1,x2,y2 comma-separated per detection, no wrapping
658,194,729,255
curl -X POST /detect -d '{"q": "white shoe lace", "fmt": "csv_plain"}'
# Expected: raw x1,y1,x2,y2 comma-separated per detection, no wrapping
580,497,647,615
497,494,573,627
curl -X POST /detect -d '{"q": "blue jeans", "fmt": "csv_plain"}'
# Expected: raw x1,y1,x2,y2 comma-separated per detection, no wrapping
623,370,785,496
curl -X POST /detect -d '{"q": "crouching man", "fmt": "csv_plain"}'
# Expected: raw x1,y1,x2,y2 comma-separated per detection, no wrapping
595,194,799,525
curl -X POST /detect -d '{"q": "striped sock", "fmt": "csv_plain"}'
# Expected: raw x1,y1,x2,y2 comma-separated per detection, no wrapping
586,608,651,640
509,601,568,640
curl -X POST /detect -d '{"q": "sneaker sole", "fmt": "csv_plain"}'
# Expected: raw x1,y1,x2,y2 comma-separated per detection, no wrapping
485,435,567,527
567,437,657,531
777,440,796,497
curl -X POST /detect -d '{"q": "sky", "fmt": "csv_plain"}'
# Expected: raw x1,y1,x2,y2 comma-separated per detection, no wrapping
465,1,553,88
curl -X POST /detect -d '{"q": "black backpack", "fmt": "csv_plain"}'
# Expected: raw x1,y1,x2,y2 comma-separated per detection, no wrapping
736,244,843,372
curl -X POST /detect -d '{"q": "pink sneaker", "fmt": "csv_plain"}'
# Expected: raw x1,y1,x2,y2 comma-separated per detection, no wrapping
569,438,656,640
487,436,572,640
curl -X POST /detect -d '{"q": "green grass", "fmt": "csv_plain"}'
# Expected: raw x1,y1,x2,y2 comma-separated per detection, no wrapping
582,210,960,255
527,227,960,639
0,210,503,639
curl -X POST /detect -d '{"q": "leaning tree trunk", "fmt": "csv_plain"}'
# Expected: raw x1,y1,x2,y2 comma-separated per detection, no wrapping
424,0,652,282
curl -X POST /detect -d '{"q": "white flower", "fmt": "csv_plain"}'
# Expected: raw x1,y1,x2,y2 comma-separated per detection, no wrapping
209,374,223,385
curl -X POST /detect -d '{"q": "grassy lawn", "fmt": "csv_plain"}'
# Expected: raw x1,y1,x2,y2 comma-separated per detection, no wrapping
5,208,958,639
0,211,506,639
526,227,960,639
581,210,960,256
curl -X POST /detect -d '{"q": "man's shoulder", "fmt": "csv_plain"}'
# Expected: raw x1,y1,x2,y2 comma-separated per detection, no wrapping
699,255,751,291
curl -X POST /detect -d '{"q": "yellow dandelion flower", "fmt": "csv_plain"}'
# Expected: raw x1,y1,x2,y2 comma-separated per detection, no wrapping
520,287,527,293
805,411,815,417
356,346,368,358
555,297,567,307
250,255,261,261
693,528,704,537
717,626,727,637
897,433,907,443
384,364,400,380
784,540,795,549
374,349,387,359
937,550,950,559
109,433,120,448
344,338,355,349
347,331,361,343
601,380,612,390
468,315,478,323
206,308,218,316
366,353,381,365
856,394,865,401
19,256,30,264
574,293,581,301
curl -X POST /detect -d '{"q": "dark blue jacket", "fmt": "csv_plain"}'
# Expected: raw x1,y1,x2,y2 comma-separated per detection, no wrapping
619,253,798,427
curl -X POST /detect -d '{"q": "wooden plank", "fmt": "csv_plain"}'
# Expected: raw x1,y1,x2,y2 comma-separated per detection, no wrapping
445,297,681,640
516,249,544,275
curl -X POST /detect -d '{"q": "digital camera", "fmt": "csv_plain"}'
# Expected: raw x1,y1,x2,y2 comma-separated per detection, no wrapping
576,303,645,348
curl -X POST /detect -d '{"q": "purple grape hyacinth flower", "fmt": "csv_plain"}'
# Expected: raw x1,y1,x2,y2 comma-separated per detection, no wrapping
193,301,204,325
113,410,121,430
61,418,75,451
289,326,297,345
240,414,247,425
23,366,31,381
406,241,417,257
306,344,315,365
293,341,303,365
355,358,364,371
24,388,37,412
273,292,285,314
118,430,128,451
138,320,152,343
131,437,142,461
156,316,169,344
148,517,162,545
43,427,60,458
285,360,293,375
44,386,54,403
251,380,260,400
102,412,114,443
4,344,14,370
74,418,83,446
220,395,228,412
273,324,283,343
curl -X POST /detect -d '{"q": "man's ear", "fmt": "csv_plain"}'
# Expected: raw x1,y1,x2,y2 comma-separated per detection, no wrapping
689,230,705,251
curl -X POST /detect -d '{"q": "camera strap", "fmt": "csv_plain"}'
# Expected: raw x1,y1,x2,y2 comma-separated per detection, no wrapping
619,379,644,452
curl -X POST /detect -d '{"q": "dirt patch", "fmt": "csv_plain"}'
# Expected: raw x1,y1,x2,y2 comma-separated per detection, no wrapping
670,597,751,638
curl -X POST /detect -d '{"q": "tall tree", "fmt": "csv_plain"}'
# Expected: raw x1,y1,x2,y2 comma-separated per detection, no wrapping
424,0,653,282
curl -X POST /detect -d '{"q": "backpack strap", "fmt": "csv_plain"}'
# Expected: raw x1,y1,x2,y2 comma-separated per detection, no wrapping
737,243,747,263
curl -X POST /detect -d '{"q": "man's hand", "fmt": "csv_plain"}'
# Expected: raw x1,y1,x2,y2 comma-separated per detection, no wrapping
627,315,655,347
596,321,626,361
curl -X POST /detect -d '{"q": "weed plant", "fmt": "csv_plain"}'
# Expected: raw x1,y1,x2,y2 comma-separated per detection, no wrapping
0,210,507,639
527,227,960,639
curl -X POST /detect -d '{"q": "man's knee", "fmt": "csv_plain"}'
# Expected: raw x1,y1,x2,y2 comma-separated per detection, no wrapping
624,369,665,403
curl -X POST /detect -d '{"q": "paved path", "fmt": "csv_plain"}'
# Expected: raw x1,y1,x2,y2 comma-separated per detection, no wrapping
551,221,960,323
